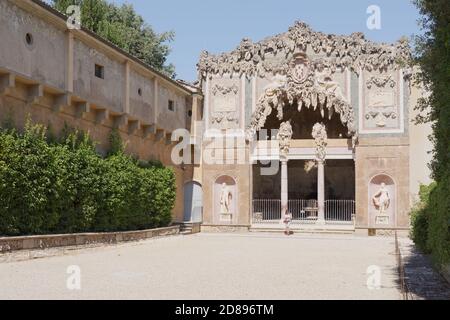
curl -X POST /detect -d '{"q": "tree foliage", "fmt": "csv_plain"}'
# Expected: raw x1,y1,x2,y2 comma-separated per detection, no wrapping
52,0,176,77
412,0,450,267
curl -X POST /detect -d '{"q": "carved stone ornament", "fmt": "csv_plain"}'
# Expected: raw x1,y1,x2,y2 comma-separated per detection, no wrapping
198,21,411,80
312,123,328,162
211,84,239,125
366,75,396,89
212,84,239,96
245,54,357,146
372,182,390,215
277,121,293,159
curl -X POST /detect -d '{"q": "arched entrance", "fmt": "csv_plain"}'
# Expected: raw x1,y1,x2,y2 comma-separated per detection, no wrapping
183,181,203,222
247,53,357,227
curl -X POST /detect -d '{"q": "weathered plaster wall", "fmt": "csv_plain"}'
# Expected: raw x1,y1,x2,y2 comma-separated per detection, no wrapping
129,69,155,122
157,84,187,132
73,39,124,112
408,83,433,204
0,0,197,223
0,94,190,222
0,0,66,90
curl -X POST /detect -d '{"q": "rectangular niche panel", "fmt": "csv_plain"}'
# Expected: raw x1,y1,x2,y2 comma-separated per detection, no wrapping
359,70,404,134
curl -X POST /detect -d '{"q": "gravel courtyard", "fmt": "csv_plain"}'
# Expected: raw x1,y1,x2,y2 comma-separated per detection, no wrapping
0,233,401,300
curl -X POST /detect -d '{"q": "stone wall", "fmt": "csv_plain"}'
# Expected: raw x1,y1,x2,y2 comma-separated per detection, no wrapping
0,226,180,253
0,0,199,222
355,137,410,229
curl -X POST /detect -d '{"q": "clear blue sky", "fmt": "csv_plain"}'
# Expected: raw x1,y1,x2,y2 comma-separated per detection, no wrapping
57,0,424,81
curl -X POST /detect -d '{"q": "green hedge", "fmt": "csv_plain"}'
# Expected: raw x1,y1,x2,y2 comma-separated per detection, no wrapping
410,180,450,267
410,183,436,253
412,0,450,268
0,121,175,236
427,173,450,266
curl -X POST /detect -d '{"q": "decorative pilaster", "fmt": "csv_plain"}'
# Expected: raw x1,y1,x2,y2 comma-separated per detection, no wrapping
277,121,293,219
317,160,325,223
312,123,328,224
281,160,288,219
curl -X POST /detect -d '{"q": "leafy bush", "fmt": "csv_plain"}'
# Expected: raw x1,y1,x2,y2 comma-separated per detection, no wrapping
410,180,450,267
427,173,450,267
0,121,175,236
410,183,436,253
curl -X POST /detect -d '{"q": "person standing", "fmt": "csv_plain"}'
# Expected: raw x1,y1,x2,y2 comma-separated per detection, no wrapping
283,209,293,236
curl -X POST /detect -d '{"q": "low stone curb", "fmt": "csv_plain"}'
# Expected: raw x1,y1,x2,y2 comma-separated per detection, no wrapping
0,226,180,254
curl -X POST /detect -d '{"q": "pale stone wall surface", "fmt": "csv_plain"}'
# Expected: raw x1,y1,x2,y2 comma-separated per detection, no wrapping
0,0,66,90
0,0,197,223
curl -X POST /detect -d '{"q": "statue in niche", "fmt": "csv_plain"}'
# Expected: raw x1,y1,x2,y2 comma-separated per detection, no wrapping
220,183,233,214
314,60,345,101
372,183,390,215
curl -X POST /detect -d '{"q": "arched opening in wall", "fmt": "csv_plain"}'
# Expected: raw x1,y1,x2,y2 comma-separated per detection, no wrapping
369,174,396,228
183,181,203,223
258,99,351,140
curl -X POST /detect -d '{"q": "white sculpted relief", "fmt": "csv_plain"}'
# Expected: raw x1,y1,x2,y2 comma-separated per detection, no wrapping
215,176,236,224
211,83,239,126
220,183,233,214
372,183,390,215
198,21,411,79
277,121,293,159
290,53,310,84
314,61,346,102
312,123,328,162
364,72,399,130
369,175,395,226
246,53,357,144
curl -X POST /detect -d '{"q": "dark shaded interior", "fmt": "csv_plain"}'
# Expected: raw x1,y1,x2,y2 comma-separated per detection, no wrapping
258,99,351,140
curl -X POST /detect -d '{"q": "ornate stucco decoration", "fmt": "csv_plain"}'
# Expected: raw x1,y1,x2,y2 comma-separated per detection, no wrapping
212,84,239,96
277,121,293,160
312,123,328,162
211,84,239,125
245,54,357,146
366,75,396,89
198,21,411,80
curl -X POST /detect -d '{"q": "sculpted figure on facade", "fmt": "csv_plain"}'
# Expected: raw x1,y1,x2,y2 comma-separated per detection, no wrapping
312,123,328,162
314,60,346,102
220,183,233,214
372,183,390,215
277,121,293,159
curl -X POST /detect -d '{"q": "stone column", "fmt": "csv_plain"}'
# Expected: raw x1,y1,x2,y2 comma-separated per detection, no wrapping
317,159,325,224
281,159,288,221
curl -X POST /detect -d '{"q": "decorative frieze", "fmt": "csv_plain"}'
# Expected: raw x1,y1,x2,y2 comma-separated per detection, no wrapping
246,53,357,145
210,82,239,126
198,21,411,80
366,75,396,89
